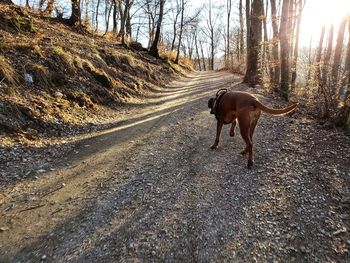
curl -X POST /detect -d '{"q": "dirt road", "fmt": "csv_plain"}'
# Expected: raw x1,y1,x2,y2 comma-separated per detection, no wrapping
1,71,349,262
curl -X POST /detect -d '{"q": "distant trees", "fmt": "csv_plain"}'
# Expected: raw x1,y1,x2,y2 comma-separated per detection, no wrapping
7,0,350,130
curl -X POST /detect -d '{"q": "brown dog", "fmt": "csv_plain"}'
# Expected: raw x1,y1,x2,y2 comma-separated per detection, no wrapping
208,89,298,169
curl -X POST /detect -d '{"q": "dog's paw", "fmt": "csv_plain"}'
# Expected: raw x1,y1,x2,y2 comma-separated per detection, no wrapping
240,149,247,155
210,145,218,150
247,160,254,169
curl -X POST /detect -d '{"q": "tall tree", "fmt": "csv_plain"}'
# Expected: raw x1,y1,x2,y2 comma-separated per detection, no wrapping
262,0,272,81
175,0,185,64
239,0,244,61
149,0,165,58
245,0,250,48
226,0,232,68
279,0,290,99
118,0,132,45
170,0,181,51
70,0,82,26
270,0,280,87
291,0,303,89
331,17,348,87
243,0,263,86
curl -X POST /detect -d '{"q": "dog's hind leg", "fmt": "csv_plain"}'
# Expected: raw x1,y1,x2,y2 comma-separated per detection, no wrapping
249,111,261,141
238,115,254,169
210,121,223,149
229,119,237,137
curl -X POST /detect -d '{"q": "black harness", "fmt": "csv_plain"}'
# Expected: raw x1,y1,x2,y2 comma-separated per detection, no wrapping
212,88,227,120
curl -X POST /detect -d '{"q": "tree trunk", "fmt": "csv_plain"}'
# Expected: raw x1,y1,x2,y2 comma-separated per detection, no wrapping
306,36,313,85
279,0,290,100
270,0,280,88
149,0,165,58
200,41,206,71
194,30,202,71
70,0,81,26
291,0,303,88
341,18,350,97
175,0,184,64
95,0,101,32
119,0,130,45
170,3,180,51
112,0,118,34
126,7,132,40
321,25,334,87
239,0,244,61
243,0,263,86
331,17,347,87
43,0,54,16
104,1,113,35
245,0,250,49
226,0,232,68
262,0,272,81
340,17,350,132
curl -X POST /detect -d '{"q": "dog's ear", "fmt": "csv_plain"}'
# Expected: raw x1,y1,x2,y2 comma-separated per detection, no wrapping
208,98,214,108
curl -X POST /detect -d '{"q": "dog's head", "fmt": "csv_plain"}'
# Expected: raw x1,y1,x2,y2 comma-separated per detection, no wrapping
208,98,215,114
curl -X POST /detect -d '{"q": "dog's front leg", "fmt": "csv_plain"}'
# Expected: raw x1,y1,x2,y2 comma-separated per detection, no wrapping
210,121,223,149
230,119,237,137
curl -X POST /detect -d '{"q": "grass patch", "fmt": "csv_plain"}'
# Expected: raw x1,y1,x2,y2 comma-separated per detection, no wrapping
0,55,20,87
26,63,52,87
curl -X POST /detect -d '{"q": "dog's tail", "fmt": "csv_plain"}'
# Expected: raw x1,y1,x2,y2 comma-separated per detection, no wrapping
253,100,299,115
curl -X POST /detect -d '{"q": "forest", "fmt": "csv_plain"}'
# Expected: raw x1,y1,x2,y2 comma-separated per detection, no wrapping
0,0,350,262
5,0,350,132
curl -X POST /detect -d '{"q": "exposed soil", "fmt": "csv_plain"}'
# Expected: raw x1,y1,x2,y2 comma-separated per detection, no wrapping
0,71,349,262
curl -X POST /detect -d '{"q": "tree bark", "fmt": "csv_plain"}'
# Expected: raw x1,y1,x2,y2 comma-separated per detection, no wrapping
194,30,202,71
175,0,184,64
262,0,272,81
43,0,54,16
226,0,232,68
243,0,263,86
270,0,280,88
239,0,244,61
245,0,250,50
95,0,101,32
200,40,207,71
170,1,181,51
69,0,82,26
149,0,165,58
331,16,347,87
112,0,118,34
119,0,131,45
279,0,290,100
291,0,303,88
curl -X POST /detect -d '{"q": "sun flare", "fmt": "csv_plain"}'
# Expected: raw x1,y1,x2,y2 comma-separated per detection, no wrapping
300,0,350,46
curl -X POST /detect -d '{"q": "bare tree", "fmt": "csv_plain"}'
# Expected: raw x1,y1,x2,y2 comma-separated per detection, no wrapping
243,0,263,86
70,0,82,26
291,0,304,89
331,17,348,87
226,0,232,68
175,0,185,64
245,0,250,48
270,0,280,87
149,0,165,58
238,0,244,61
279,0,290,99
